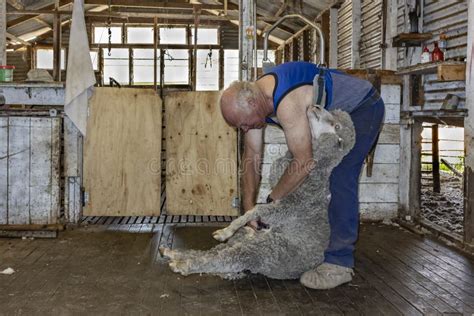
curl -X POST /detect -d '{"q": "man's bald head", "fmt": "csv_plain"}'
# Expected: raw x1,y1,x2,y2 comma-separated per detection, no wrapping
220,81,262,127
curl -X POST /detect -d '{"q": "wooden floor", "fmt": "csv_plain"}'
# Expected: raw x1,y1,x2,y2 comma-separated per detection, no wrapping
0,222,473,315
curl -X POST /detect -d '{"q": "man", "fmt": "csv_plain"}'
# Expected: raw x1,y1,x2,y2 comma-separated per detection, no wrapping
219,61,385,290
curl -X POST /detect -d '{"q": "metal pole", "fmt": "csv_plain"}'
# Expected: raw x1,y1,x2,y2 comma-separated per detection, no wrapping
263,14,325,65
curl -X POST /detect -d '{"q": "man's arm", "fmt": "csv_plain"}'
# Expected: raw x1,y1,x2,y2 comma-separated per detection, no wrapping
241,128,264,211
269,111,314,201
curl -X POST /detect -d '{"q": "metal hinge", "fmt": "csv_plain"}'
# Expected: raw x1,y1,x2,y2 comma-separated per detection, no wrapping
231,196,240,208
81,188,89,206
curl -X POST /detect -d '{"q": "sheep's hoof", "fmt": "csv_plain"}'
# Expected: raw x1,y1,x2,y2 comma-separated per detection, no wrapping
159,246,173,259
212,228,233,242
169,260,190,276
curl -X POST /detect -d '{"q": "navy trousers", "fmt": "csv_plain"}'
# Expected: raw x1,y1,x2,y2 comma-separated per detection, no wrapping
324,93,385,267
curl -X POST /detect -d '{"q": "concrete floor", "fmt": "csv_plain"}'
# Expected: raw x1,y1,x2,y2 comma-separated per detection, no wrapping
1,222,473,315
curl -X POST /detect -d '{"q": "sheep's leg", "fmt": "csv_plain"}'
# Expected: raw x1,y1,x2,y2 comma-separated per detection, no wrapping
169,240,256,276
212,207,260,242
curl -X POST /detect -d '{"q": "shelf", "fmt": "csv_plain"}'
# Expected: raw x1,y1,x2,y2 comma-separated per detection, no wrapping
392,33,433,47
396,61,466,81
401,108,467,127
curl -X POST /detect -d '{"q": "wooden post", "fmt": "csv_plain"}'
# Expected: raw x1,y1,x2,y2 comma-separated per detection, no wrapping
432,124,440,193
399,74,422,219
383,0,398,70
463,0,474,246
0,0,6,65
52,9,61,81
302,29,310,62
153,17,157,92
351,0,361,69
320,10,330,66
218,47,224,89
329,7,338,68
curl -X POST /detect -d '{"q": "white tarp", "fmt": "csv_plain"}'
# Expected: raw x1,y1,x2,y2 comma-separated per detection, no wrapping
65,0,96,136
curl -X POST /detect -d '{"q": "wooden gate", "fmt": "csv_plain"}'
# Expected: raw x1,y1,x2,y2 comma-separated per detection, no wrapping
165,91,239,216
0,117,61,225
83,88,162,216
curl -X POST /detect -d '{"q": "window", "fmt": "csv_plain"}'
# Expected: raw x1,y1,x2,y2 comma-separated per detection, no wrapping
159,27,186,44
196,49,218,91
36,48,65,70
164,49,188,84
103,48,129,84
94,26,122,44
90,51,99,71
127,27,154,44
190,28,218,45
133,49,160,85
224,50,239,88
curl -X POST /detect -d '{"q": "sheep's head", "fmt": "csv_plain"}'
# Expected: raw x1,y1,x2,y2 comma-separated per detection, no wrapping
306,106,355,167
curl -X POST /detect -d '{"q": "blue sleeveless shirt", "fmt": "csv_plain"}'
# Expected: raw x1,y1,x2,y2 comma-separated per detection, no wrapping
261,61,373,126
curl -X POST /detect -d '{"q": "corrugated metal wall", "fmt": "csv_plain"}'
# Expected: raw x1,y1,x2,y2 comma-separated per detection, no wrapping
360,0,383,69
337,0,353,68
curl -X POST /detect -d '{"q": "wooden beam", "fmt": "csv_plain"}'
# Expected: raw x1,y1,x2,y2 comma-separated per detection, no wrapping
320,10,330,66
0,0,5,65
351,0,361,68
432,124,440,193
6,0,70,28
7,9,279,22
261,1,288,34
6,0,24,10
5,31,31,46
464,0,474,245
52,9,61,81
85,0,225,10
384,0,398,70
329,7,338,68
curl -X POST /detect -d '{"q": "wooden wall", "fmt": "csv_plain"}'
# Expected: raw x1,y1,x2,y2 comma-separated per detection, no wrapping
0,117,61,225
257,84,402,221
397,0,468,110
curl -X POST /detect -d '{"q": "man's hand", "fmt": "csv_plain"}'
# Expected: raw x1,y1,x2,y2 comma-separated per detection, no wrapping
246,194,274,230
247,220,259,230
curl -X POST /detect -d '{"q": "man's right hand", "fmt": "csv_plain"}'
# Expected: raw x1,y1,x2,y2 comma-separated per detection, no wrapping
247,220,259,230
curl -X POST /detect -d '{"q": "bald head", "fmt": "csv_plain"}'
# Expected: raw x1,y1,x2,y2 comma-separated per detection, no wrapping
220,81,264,128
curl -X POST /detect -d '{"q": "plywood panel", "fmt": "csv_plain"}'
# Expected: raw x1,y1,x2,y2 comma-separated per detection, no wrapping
84,88,162,216
166,91,238,216
8,117,30,225
0,118,7,224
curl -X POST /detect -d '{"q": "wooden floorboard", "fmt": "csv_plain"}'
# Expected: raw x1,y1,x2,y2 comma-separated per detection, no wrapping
1,223,474,314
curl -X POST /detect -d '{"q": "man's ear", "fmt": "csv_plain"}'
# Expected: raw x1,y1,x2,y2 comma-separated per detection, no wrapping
247,98,256,108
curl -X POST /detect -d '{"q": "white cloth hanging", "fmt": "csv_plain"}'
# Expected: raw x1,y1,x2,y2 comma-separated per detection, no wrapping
64,0,96,136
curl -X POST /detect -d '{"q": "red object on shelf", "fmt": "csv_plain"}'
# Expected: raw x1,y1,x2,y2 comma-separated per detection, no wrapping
421,46,431,63
432,42,444,62
0,65,15,69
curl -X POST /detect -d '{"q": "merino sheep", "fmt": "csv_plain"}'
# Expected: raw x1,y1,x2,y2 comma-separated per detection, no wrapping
160,105,356,280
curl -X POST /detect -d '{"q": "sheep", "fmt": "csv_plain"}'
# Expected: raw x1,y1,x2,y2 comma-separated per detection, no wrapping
160,105,356,280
